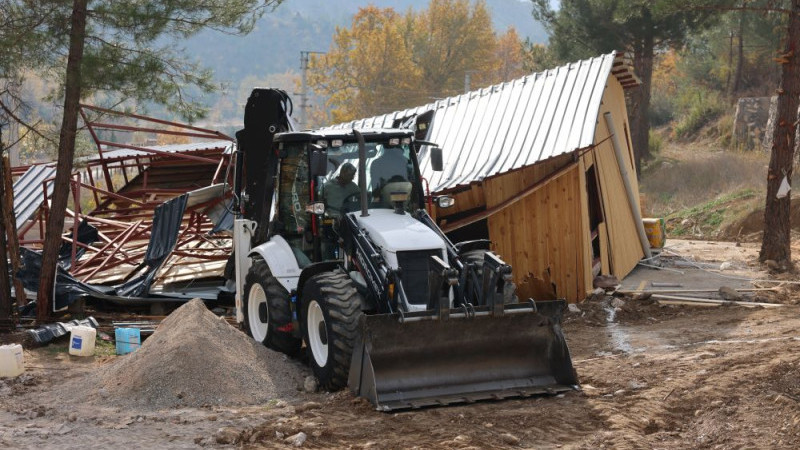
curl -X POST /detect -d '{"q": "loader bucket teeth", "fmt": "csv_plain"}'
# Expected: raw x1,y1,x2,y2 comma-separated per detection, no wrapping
348,300,578,411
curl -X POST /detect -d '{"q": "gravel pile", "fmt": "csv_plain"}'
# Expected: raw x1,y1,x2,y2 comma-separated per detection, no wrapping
88,299,306,408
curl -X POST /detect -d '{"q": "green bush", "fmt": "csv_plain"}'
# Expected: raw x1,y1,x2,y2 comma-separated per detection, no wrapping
648,130,663,154
673,88,726,139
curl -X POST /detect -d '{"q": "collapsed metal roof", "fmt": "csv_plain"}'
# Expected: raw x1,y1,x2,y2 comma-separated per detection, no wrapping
329,51,639,192
87,139,234,162
12,164,56,230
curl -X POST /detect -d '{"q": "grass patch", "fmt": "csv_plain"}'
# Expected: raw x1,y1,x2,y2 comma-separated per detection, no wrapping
640,150,767,218
94,339,117,357
665,189,759,237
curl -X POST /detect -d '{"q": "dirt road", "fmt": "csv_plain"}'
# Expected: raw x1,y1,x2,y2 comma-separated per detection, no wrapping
2,300,799,449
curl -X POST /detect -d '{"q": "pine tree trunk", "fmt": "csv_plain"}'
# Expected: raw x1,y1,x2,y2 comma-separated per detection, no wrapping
36,0,87,321
759,2,800,266
631,30,654,177
732,10,745,95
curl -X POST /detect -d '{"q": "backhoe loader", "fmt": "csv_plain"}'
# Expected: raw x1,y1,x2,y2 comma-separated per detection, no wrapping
230,88,578,410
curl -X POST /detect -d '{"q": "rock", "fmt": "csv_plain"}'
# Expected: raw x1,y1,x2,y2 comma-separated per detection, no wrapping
500,433,520,446
295,401,322,413
765,259,780,271
249,431,264,443
613,389,626,396
303,376,318,393
610,298,626,308
718,286,743,301
275,431,285,439
593,275,620,290
628,380,647,390
98,388,109,399
67,413,77,422
719,261,733,271
35,406,46,417
681,218,694,228
567,304,581,313
215,427,241,445
285,431,307,447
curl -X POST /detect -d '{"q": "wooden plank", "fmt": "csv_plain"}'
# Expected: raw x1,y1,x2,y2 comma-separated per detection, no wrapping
651,294,782,308
598,222,610,275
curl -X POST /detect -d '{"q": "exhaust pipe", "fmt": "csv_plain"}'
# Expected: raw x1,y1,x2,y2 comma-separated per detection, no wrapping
353,129,369,218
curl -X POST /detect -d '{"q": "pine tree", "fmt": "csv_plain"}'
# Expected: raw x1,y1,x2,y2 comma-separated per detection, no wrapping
532,0,718,175
0,0,281,321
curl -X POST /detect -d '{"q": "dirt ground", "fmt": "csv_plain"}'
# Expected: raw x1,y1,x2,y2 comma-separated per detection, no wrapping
2,242,800,449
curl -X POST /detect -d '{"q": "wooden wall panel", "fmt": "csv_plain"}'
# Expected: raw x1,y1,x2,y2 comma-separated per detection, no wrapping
591,77,644,278
484,157,584,302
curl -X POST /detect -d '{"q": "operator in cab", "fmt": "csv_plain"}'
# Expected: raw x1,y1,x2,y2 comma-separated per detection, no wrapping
323,162,360,216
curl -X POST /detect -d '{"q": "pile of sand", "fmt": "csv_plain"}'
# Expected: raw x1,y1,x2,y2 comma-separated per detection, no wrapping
88,299,307,408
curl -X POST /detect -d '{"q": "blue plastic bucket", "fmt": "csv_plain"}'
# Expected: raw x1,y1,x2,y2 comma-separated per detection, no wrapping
115,328,141,355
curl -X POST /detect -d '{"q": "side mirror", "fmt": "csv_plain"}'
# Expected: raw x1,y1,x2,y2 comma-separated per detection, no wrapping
309,146,328,177
430,147,443,172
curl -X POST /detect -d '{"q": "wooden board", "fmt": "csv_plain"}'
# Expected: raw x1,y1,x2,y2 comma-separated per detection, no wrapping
484,154,585,302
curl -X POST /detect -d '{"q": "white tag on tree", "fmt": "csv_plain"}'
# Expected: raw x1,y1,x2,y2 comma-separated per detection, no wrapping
777,175,791,199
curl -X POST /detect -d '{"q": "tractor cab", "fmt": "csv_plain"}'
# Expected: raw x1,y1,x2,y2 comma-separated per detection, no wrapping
271,129,427,266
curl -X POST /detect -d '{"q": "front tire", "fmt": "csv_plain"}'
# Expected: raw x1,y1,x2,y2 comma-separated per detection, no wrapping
300,269,363,391
243,258,302,356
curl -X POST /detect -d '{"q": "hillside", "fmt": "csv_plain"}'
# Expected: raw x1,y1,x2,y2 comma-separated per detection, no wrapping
186,0,546,85
183,0,546,127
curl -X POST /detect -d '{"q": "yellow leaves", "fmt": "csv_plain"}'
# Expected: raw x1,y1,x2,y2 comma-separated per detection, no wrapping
308,0,526,122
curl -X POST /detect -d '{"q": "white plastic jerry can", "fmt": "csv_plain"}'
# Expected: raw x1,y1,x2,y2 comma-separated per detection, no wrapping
68,325,97,357
0,344,24,377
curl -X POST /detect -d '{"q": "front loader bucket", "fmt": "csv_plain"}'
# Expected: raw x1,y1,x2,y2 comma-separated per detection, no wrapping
348,300,578,411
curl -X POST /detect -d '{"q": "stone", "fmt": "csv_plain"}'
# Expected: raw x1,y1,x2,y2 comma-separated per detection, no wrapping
567,304,581,314
765,260,780,271
718,286,743,302
719,261,733,271
215,427,241,445
67,413,77,422
285,431,307,447
275,431,285,439
303,376,318,393
500,433,520,446
295,401,322,413
610,298,626,308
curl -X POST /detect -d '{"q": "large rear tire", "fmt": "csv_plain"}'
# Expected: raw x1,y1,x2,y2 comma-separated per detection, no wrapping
300,269,363,391
243,258,302,356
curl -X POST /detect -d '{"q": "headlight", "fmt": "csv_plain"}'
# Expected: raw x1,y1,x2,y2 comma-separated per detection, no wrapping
436,196,455,208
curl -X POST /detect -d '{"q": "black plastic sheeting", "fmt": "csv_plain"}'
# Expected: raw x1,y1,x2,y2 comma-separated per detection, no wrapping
17,247,112,312
58,219,99,270
16,194,189,313
27,317,99,345
116,194,188,297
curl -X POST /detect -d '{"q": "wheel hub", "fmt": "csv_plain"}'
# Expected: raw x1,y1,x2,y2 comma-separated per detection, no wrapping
307,300,329,367
247,283,269,343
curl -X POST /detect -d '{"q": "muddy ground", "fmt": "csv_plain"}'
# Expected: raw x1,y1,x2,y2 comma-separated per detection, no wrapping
2,242,800,449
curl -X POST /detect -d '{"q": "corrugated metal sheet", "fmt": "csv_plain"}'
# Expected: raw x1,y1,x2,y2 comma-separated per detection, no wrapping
87,139,233,161
12,164,56,229
329,51,637,192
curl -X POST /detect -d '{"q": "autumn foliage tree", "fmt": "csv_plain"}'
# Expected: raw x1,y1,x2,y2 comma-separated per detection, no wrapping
309,0,527,122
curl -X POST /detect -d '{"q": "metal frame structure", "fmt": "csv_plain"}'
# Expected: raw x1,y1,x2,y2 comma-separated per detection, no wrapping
13,104,235,297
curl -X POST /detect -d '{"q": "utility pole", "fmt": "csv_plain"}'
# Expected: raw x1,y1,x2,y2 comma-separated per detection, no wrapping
298,51,325,128
464,70,477,94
